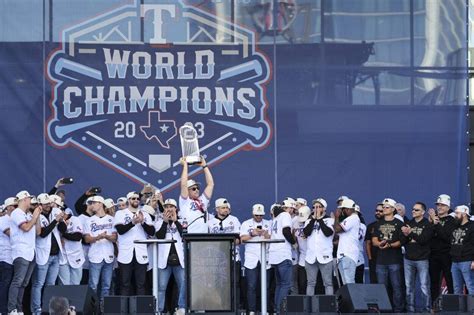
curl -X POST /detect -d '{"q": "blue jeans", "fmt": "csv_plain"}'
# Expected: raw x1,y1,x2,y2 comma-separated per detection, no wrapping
58,264,83,285
451,261,474,294
246,264,272,312
273,259,292,313
404,259,430,312
158,265,186,311
0,261,13,314
338,256,356,285
376,264,405,312
88,261,114,300
31,255,60,313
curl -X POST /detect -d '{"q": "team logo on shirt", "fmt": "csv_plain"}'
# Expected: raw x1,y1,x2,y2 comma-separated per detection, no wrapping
45,0,272,190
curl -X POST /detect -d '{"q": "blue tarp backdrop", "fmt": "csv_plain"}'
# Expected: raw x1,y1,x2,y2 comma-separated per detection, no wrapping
0,0,470,220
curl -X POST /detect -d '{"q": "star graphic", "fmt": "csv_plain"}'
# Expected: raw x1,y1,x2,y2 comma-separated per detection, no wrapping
160,124,169,133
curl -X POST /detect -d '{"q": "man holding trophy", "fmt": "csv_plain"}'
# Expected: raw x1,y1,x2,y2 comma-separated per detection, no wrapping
179,123,215,234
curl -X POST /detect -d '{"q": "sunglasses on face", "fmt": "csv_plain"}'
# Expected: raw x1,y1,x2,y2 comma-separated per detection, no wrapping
412,208,423,212
189,187,199,191
255,215,263,217
129,197,139,201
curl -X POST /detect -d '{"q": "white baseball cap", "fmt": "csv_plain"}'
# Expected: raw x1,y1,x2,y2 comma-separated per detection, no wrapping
164,198,178,208
187,180,201,189
215,198,231,209
141,205,156,216
37,193,51,205
30,196,38,204
355,204,361,212
297,206,311,222
16,190,31,201
87,196,105,204
436,194,451,207
312,198,327,209
116,197,127,204
282,197,296,209
50,195,64,207
337,195,349,203
126,192,140,200
104,198,115,209
382,198,397,208
4,197,18,208
296,198,307,206
252,204,265,215
338,198,356,209
455,205,471,217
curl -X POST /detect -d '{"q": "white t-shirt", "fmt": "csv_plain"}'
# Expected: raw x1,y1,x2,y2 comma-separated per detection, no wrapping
208,214,241,261
337,213,361,263
240,218,271,269
61,216,85,269
179,195,210,233
305,217,335,265
269,212,293,265
10,208,36,262
78,214,91,269
293,220,307,267
155,219,185,269
114,209,153,264
0,215,12,264
83,215,116,264
357,223,367,267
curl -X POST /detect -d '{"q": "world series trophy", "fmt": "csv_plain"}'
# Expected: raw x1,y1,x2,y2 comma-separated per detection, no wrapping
179,123,202,165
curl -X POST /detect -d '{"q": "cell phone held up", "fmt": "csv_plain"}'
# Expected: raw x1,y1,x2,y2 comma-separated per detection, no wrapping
62,177,74,184
90,187,102,194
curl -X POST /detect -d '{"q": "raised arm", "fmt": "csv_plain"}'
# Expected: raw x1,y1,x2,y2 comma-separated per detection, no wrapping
199,157,214,199
180,158,189,199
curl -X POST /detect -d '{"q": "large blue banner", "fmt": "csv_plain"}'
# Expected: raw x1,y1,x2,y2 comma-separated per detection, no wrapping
0,0,469,220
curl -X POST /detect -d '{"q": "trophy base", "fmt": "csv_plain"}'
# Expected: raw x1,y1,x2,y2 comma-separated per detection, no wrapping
186,156,202,165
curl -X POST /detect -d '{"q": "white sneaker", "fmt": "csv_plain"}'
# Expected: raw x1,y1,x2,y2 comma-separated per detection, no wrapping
176,308,186,315
7,310,18,315
249,312,256,315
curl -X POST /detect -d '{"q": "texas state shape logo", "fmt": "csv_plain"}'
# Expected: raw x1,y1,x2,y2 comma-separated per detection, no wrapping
46,0,272,191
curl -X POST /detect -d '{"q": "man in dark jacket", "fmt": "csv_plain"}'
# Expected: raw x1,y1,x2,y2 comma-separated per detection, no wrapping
401,202,433,313
428,194,455,302
449,205,474,294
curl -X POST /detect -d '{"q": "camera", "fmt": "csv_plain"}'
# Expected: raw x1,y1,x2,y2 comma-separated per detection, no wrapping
257,225,262,229
62,177,74,184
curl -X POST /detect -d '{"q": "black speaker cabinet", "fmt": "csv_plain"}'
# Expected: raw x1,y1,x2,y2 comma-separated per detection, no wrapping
337,283,392,313
42,285,98,315
311,295,337,313
437,294,467,312
103,296,129,314
129,295,155,314
281,295,311,314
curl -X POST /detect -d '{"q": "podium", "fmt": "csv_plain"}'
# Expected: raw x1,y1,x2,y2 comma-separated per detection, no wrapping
183,233,239,314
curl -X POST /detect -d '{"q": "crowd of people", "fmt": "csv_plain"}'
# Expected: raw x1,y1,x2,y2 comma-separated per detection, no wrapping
0,157,473,315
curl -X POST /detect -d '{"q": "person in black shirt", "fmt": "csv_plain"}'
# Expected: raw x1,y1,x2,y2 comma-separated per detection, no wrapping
449,205,474,294
400,202,433,313
365,203,384,283
428,194,455,302
372,198,405,312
